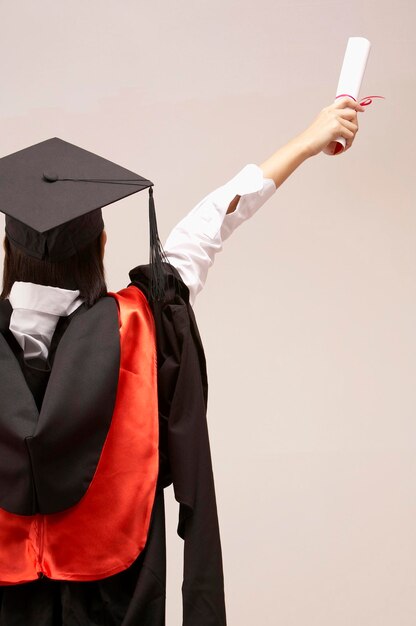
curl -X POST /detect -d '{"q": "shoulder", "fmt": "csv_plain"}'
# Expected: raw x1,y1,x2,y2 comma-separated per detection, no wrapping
128,262,190,306
127,263,206,372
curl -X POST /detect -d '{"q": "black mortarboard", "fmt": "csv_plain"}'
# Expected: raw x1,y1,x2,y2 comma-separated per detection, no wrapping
0,137,167,300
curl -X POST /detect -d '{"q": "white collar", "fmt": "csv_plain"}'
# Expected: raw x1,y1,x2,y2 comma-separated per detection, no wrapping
9,281,83,317
8,281,85,361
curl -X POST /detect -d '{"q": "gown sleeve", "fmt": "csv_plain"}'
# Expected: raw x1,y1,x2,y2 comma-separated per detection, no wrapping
163,163,276,306
128,264,227,625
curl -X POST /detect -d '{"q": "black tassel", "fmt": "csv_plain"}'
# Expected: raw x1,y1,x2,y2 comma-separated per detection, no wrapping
148,186,168,301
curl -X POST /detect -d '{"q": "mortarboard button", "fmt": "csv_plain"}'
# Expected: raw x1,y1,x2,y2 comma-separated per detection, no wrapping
43,171,59,183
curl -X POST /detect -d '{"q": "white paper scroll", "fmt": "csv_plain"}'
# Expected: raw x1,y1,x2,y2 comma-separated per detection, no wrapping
333,37,371,153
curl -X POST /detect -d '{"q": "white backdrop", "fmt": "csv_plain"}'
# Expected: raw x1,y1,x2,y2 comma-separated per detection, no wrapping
0,1,414,624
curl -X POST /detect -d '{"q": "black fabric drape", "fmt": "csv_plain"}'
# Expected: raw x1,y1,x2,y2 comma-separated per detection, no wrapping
129,263,227,625
0,263,227,625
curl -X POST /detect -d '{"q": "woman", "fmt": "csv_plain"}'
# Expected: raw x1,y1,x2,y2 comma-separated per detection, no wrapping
0,96,364,626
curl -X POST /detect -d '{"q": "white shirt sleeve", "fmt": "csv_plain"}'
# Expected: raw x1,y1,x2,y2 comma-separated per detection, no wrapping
163,163,276,306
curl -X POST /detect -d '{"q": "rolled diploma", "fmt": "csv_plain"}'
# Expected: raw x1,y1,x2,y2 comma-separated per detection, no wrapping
333,37,371,152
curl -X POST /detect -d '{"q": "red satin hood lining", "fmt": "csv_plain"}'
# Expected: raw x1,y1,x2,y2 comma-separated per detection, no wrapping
0,285,159,584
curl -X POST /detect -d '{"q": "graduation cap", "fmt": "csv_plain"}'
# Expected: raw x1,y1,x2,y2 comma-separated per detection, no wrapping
0,137,167,300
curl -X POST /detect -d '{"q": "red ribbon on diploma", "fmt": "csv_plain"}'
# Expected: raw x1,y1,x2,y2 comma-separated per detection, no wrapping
335,94,386,107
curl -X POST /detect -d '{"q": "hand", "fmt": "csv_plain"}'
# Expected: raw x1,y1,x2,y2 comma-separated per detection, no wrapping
297,97,366,158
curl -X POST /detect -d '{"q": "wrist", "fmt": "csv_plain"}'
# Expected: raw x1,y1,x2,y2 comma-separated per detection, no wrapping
259,134,313,189
289,133,315,160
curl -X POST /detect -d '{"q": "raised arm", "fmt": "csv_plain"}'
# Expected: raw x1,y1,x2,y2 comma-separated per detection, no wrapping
227,96,365,214
164,97,364,305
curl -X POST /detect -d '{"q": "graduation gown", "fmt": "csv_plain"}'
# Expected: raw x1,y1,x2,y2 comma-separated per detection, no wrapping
0,263,227,626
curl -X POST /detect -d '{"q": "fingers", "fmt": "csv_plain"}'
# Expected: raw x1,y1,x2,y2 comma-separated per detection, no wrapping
338,117,358,134
337,107,360,122
332,96,365,112
336,109,360,139
321,98,362,155
337,120,357,153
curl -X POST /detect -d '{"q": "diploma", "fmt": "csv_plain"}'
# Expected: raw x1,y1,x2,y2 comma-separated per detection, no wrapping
333,37,371,153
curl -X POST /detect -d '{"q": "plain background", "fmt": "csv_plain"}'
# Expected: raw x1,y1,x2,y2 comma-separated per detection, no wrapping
0,1,414,624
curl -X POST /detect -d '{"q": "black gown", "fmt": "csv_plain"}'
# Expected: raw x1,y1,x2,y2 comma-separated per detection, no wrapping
0,264,227,626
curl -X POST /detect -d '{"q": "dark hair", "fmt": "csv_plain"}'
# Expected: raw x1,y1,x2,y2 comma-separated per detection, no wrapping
1,233,107,307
